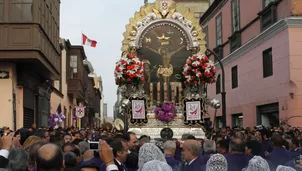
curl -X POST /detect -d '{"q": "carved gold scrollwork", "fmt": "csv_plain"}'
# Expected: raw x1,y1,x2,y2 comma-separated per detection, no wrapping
121,2,206,54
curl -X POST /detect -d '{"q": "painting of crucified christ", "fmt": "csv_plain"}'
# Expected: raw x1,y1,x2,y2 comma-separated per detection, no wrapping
137,22,192,83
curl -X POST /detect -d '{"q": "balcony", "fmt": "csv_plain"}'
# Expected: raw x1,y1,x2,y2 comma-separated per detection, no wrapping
0,23,60,79
68,79,85,100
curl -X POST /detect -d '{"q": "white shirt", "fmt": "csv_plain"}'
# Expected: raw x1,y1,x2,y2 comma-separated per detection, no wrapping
106,164,118,171
188,157,197,165
115,159,126,171
0,149,9,159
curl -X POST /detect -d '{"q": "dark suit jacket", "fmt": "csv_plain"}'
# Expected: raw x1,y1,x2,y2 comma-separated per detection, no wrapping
114,159,128,171
266,147,292,168
183,156,203,171
125,151,138,170
0,155,8,168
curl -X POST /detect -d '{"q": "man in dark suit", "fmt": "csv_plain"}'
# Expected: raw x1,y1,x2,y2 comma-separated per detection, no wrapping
225,138,249,171
266,134,292,168
124,132,139,171
0,132,13,168
100,138,129,171
99,140,119,171
182,140,202,171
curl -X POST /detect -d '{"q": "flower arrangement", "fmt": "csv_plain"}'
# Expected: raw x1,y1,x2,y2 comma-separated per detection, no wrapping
114,50,145,86
154,102,177,122
49,113,65,129
182,54,216,86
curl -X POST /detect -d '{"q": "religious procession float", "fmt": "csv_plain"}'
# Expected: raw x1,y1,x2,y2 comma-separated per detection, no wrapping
113,0,218,140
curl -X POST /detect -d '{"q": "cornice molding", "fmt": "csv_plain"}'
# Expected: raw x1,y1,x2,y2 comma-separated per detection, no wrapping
214,17,302,70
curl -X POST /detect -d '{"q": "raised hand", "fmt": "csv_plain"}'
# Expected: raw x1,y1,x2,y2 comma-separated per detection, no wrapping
98,140,115,166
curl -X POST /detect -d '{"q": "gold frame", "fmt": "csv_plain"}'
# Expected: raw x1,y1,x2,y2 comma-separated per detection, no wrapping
121,2,206,54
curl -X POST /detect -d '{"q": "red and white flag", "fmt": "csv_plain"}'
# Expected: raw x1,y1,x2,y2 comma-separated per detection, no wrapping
82,33,97,47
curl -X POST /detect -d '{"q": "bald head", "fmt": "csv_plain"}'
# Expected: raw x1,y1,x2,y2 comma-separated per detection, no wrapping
184,140,201,157
36,144,63,170
83,150,94,161
229,138,245,153
184,140,200,147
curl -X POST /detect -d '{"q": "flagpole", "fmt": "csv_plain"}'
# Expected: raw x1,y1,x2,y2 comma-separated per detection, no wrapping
81,30,83,45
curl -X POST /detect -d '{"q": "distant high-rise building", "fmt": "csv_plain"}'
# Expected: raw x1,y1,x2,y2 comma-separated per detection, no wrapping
114,89,122,120
103,103,108,118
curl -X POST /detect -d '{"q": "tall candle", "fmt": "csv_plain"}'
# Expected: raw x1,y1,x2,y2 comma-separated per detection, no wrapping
178,84,182,104
157,82,160,104
150,83,153,106
171,82,175,103
164,82,167,101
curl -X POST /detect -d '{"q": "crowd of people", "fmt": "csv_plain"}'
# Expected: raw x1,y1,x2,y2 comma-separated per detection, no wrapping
0,124,301,171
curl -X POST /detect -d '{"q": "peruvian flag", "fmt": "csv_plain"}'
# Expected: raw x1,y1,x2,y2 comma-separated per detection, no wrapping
82,33,97,47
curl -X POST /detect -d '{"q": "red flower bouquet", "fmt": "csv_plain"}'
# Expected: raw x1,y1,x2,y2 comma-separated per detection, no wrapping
114,51,145,86
182,54,216,85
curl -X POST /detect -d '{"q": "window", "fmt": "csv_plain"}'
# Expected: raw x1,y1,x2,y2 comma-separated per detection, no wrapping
10,0,33,22
216,74,221,94
232,113,243,128
231,0,240,33
259,0,277,31
263,0,276,8
216,13,222,46
70,55,78,78
215,116,223,129
203,26,208,48
231,65,238,89
214,46,223,63
263,48,273,78
0,0,3,22
229,33,241,52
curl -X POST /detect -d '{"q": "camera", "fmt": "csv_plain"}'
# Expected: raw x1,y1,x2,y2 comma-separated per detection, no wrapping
88,141,99,150
255,125,264,131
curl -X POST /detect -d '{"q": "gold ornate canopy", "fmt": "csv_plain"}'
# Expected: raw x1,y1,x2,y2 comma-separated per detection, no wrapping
121,0,206,54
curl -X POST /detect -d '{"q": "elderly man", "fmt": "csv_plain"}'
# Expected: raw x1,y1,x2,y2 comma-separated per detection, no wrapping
6,148,28,171
182,140,202,171
163,140,181,171
36,144,64,171
200,139,216,165
226,138,249,171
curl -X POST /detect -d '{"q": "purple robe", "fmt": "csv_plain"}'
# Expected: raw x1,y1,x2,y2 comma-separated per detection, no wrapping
165,155,181,171
226,154,249,171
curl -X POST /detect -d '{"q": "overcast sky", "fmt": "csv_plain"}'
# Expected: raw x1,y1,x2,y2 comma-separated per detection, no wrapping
60,0,156,116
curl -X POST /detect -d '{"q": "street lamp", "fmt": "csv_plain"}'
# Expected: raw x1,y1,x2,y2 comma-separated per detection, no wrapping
206,48,226,127
210,99,221,139
121,99,130,135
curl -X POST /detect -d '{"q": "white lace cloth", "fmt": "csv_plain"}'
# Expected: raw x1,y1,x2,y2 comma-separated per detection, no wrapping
206,153,228,171
276,165,297,171
138,143,166,171
142,160,172,171
242,156,270,171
